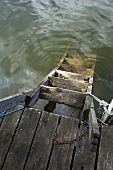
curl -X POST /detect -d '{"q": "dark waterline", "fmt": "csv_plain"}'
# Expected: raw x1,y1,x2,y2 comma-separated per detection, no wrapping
0,0,113,104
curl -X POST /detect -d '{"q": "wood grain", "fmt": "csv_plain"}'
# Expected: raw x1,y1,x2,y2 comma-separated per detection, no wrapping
56,70,89,82
39,85,86,109
89,102,100,146
2,109,41,170
24,111,60,170
48,116,78,170
48,76,88,92
0,110,22,169
72,124,96,170
97,125,113,170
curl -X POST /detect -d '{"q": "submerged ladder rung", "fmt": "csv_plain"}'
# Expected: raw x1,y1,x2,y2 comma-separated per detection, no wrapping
56,70,90,83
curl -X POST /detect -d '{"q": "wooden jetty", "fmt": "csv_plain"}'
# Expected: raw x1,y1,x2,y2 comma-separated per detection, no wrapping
0,52,113,170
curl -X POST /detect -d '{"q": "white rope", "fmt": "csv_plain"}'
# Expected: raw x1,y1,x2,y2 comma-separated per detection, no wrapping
86,92,109,107
86,92,113,122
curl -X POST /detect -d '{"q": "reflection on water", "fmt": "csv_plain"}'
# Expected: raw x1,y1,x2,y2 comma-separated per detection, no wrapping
0,0,113,103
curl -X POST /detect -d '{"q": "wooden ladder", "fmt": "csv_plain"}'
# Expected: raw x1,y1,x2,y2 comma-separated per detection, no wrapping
25,67,100,151
0,52,100,151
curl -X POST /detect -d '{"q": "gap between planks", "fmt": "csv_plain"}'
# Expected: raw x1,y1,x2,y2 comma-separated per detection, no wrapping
0,108,99,170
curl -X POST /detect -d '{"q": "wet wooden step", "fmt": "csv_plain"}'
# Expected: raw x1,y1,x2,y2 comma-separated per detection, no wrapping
48,76,88,92
39,85,87,109
56,70,90,83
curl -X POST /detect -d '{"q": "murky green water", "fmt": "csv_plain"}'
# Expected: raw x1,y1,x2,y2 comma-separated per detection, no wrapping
0,0,113,103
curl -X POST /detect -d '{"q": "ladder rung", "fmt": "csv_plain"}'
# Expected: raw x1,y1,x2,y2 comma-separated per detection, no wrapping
56,70,90,83
48,76,88,93
39,85,86,109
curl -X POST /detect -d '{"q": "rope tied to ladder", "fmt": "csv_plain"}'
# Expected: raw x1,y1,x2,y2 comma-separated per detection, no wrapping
86,92,109,107
86,92,113,123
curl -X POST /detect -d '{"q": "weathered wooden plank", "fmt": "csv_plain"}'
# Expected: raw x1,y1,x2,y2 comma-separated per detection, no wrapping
0,118,3,126
82,96,92,119
2,109,41,170
39,85,86,109
56,70,89,82
89,102,100,146
83,97,93,113
79,77,93,122
0,110,22,169
48,76,88,92
0,69,56,113
25,69,56,107
48,116,78,170
24,111,60,170
79,96,92,127
0,91,30,114
97,126,113,170
72,124,96,170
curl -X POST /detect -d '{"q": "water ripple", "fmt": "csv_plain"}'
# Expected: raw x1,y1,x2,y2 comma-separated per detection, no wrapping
0,0,113,99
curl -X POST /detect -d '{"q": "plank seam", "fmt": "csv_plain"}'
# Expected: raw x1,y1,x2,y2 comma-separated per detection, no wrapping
23,111,42,170
70,119,82,170
1,110,24,170
70,146,76,170
46,116,61,170
94,126,101,170
0,117,4,127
